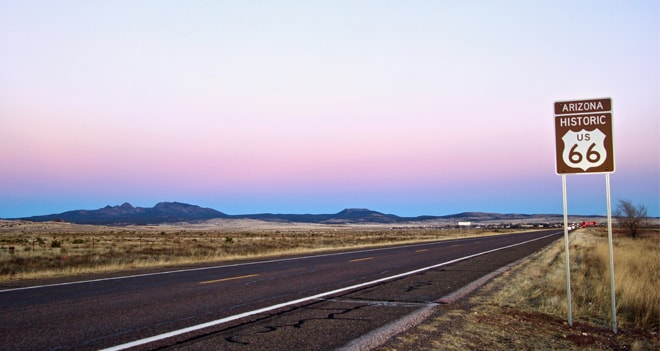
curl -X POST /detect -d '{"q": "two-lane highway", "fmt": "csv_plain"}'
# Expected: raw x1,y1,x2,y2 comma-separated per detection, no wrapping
0,230,562,350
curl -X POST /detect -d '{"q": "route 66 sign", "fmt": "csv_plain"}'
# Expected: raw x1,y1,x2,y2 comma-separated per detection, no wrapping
561,128,607,171
554,98,615,174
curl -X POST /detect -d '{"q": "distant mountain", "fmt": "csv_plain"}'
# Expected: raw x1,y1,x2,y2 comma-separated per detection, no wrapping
239,208,404,224
333,208,402,223
19,202,228,225
437,212,560,221
13,202,565,225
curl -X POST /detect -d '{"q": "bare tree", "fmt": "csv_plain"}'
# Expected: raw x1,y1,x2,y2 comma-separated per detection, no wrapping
614,200,647,238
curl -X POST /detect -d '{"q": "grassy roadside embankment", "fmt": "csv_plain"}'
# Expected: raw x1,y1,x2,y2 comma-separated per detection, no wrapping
379,227,659,350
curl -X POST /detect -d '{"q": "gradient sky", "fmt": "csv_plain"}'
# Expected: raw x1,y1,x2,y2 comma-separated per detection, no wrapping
1,1,658,218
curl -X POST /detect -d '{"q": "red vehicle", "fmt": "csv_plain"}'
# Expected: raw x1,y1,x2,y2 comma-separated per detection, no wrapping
580,221,597,228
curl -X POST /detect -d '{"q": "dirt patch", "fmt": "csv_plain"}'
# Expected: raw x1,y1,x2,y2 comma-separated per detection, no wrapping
379,291,658,351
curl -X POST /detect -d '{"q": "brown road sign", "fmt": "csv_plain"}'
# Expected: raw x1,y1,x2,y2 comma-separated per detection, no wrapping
554,98,615,174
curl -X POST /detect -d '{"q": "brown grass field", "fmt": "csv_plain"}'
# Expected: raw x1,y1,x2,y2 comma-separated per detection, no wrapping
0,219,508,281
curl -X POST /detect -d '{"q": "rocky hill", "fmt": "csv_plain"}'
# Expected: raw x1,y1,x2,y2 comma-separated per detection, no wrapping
18,202,228,225
14,202,567,225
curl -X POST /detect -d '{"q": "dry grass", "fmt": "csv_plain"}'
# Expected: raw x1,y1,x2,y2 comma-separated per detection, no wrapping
607,234,659,329
0,219,508,281
490,227,659,330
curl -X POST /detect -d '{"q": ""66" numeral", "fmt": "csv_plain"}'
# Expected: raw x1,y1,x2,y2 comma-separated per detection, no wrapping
569,142,601,164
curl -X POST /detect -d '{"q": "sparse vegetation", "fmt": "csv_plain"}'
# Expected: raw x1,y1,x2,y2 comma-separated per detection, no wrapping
0,220,503,281
492,227,659,330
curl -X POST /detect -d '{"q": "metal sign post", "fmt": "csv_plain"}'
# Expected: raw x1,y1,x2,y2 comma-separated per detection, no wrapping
554,97,617,333
561,174,573,326
605,173,617,333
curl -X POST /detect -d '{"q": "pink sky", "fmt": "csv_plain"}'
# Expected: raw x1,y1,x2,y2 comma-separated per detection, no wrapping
1,1,658,217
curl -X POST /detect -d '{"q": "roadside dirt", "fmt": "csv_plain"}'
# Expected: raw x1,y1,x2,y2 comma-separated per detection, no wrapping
378,299,657,350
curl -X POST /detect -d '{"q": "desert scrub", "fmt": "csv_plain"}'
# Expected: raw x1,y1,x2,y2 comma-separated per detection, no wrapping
1,226,481,281
606,235,659,328
492,228,659,330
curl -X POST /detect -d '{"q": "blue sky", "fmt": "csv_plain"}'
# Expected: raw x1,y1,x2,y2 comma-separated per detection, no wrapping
1,0,658,218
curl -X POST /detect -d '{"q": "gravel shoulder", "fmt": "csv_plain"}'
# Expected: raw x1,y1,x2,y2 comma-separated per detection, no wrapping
377,288,658,350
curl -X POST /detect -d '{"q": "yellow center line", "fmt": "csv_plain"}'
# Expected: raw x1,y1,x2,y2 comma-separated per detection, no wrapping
199,274,259,285
349,257,374,263
415,249,428,252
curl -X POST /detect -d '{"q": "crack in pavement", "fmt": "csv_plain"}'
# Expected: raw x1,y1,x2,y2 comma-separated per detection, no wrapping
222,304,370,346
325,298,437,308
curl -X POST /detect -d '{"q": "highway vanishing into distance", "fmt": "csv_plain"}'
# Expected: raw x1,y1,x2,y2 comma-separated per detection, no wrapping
0,230,562,350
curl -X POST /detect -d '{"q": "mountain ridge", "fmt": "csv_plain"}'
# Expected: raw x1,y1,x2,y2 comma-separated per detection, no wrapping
16,202,227,225
11,202,568,225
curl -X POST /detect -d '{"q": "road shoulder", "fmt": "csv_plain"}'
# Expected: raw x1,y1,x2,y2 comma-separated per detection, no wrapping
375,244,659,351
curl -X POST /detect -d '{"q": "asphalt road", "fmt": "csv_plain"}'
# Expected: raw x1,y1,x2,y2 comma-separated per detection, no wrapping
0,229,562,350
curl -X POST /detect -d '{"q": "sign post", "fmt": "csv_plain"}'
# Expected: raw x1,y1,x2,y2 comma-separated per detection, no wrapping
554,97,617,332
561,173,572,327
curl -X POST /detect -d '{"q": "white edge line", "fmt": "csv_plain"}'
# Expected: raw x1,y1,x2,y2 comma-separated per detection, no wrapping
99,231,560,351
